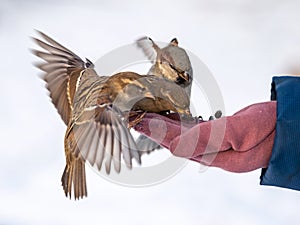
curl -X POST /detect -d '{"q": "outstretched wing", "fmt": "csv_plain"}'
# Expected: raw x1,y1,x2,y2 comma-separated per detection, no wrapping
136,36,160,62
66,102,141,174
31,30,96,124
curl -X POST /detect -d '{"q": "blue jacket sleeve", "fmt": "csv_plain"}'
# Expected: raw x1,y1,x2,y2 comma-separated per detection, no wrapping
260,76,300,191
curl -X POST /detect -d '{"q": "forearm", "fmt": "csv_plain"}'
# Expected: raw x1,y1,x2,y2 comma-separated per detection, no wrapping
133,101,277,172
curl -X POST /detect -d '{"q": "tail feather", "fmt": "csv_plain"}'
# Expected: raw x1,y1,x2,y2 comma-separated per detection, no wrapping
61,159,87,200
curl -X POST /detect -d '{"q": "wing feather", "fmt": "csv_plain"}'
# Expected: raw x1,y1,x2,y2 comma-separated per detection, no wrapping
68,103,139,174
136,36,160,62
32,30,95,124
94,123,105,170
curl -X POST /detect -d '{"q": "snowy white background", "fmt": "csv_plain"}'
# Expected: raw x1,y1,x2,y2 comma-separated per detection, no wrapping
1,0,300,224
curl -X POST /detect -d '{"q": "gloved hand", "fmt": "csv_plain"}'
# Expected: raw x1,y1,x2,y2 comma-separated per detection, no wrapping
133,101,276,173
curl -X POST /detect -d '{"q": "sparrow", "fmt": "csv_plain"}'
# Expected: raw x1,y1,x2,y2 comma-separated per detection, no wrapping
32,31,192,200
136,37,193,154
136,36,193,97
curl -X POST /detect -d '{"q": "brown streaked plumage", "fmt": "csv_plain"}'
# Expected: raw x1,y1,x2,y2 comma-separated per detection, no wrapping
32,31,192,200
136,36,193,154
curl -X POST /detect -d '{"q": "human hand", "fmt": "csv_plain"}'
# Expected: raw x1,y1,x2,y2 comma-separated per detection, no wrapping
133,101,276,173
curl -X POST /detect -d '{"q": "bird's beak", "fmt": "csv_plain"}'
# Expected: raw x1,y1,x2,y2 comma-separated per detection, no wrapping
179,71,190,82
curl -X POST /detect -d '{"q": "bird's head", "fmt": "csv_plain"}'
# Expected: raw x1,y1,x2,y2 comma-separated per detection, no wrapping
137,37,193,88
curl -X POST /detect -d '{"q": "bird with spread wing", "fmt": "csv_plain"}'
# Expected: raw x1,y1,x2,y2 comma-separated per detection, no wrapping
32,31,193,199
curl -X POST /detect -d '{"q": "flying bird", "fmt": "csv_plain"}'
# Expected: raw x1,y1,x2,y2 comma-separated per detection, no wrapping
32,31,192,199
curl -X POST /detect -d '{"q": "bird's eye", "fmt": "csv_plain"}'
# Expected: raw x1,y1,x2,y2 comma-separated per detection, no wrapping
169,63,177,71
139,87,146,92
169,63,182,74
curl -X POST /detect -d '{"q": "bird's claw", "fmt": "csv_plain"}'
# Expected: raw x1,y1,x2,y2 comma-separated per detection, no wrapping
128,111,147,128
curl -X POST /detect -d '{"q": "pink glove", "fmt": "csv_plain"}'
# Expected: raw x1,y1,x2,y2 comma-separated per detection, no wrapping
133,101,276,173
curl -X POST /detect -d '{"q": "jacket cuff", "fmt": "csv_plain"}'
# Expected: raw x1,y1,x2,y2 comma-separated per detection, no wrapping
260,76,300,191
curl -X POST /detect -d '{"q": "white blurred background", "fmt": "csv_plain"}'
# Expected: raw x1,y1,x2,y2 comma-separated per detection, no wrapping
1,0,300,224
